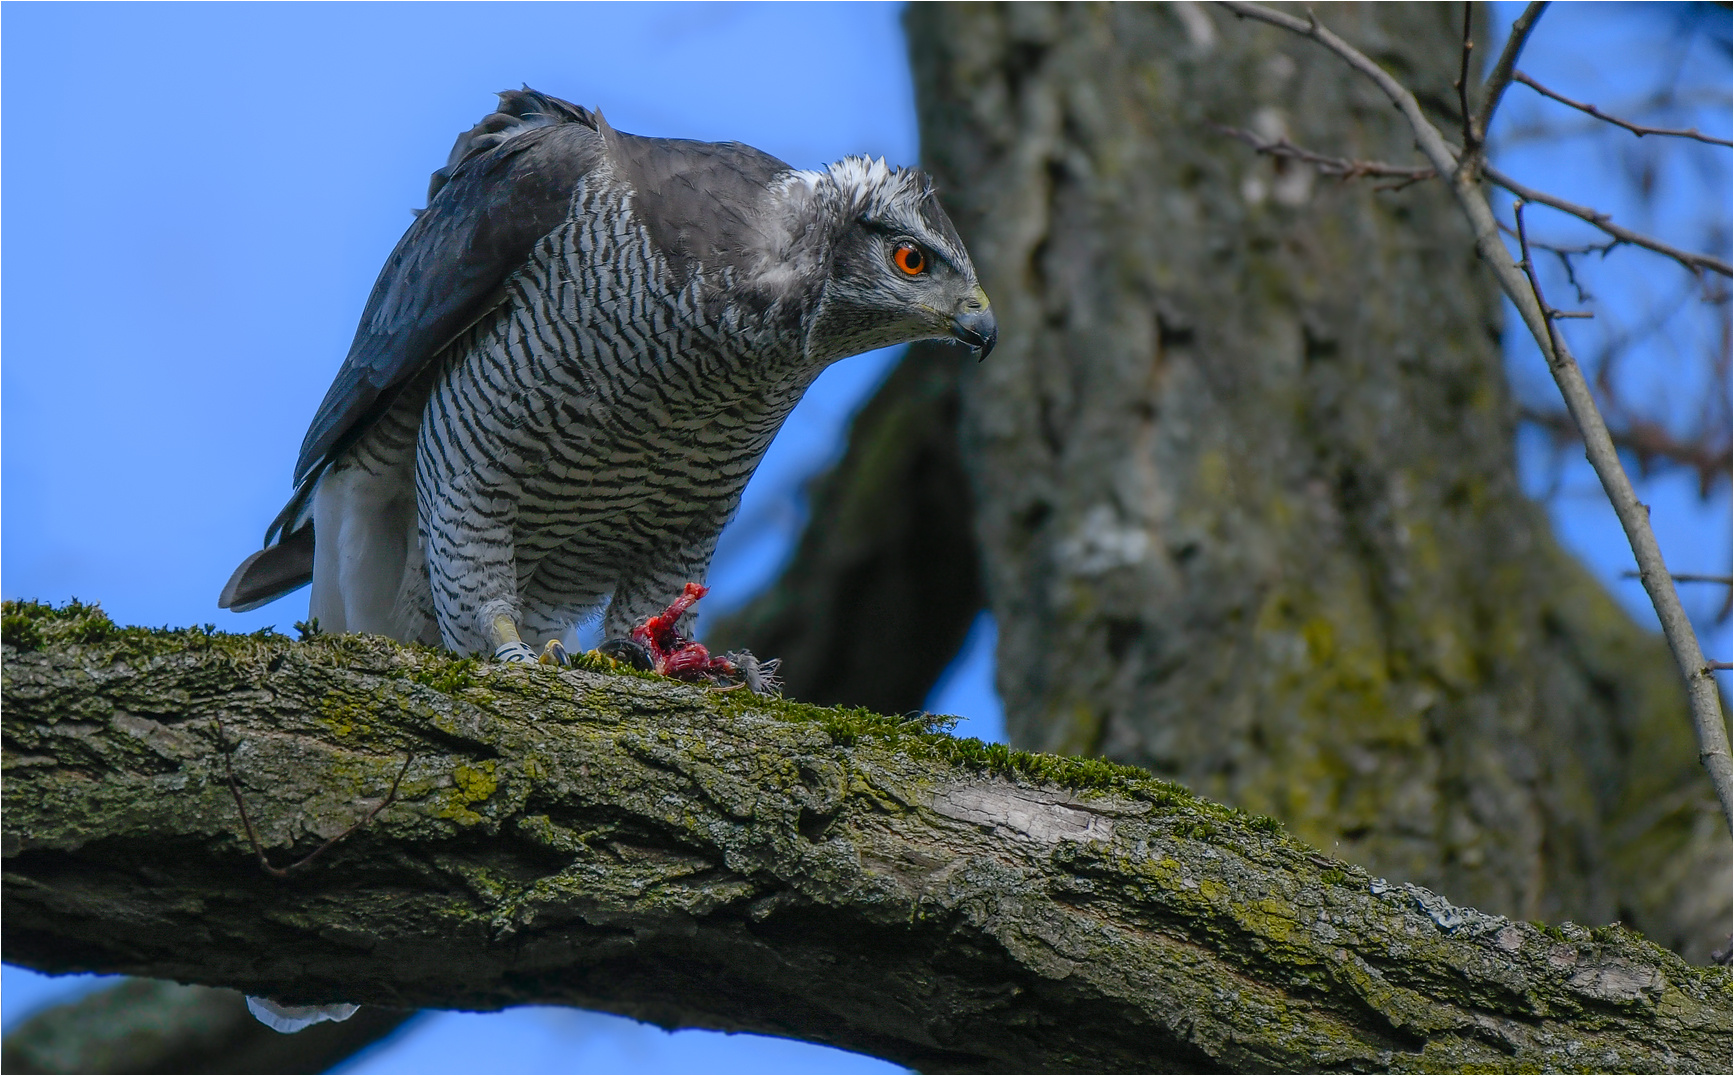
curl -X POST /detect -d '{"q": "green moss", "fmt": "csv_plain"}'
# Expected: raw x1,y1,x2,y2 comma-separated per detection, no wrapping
1180,820,1219,840
437,761,500,826
712,690,1201,808
1246,813,1284,834
2,599,291,666
1,608,45,652
566,649,665,683
3,598,118,650
412,657,480,694
1234,896,1299,943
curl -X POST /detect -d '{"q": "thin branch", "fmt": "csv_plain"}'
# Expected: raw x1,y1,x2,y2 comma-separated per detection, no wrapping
1622,572,1733,586
1514,72,1734,147
1495,86,1734,147
1494,222,1618,258
1496,220,1619,303
1471,1,1550,149
1485,165,1733,277
1211,124,1435,182
1217,0,1734,831
1514,201,1572,361
1522,405,1733,492
1521,406,1732,494
1456,3,1477,153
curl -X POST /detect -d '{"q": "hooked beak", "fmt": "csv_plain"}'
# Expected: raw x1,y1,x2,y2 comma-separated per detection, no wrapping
950,298,997,361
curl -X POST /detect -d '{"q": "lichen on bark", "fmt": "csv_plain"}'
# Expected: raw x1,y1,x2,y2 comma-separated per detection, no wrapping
4,600,1729,1073
898,0,1730,960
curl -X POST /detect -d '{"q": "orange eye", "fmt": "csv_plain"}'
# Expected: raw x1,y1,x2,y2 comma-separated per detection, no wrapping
892,243,926,276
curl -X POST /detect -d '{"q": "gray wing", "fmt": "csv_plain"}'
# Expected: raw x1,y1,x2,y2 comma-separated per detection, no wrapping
289,90,603,492
604,130,793,293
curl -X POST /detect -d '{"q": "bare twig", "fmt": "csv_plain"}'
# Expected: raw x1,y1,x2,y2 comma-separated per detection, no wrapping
1496,230,1618,258
219,720,412,878
1212,124,1435,182
1470,1,1550,151
1217,0,1734,830
1214,61,1729,281
1485,165,1733,277
1496,87,1734,148
1514,201,1571,356
1218,122,1734,281
1522,405,1732,492
1455,3,1476,153
1622,572,1733,586
1514,72,1734,147
1496,220,1618,303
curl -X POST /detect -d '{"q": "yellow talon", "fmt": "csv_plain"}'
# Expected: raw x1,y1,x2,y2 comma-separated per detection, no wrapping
538,639,569,666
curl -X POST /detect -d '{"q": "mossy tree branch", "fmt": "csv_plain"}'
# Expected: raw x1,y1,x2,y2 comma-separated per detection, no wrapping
3,602,1728,1073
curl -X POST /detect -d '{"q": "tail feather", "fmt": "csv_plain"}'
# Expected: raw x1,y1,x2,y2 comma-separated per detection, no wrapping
219,523,315,612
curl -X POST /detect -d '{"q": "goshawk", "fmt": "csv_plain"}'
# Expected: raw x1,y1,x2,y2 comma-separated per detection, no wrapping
219,89,994,675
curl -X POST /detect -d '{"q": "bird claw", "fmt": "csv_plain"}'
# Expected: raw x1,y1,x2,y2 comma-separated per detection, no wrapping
486,588,783,691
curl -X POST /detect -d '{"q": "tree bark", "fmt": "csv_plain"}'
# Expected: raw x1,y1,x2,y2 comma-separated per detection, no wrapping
5,603,1728,1073
739,1,1734,963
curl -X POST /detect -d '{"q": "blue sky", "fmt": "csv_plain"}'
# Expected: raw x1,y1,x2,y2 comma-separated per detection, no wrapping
2,3,1726,1073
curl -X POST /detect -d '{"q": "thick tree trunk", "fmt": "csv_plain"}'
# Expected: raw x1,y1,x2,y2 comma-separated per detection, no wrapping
726,0,1728,966
5,603,1728,1073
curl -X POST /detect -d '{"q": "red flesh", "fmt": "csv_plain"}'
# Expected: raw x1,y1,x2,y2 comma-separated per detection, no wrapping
628,583,740,681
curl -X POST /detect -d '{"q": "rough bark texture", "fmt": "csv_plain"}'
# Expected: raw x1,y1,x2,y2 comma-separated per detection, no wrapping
5,603,1729,1073
1,978,415,1075
890,1,1729,961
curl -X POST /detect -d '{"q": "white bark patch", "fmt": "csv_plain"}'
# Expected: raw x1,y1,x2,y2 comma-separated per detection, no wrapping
1566,962,1666,1004
930,783,1116,844
110,711,199,759
1057,505,1149,576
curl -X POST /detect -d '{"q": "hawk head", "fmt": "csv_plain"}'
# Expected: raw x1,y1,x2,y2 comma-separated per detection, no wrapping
777,157,996,365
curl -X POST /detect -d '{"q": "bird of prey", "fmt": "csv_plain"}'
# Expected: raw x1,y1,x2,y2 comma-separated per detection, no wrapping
219,88,994,676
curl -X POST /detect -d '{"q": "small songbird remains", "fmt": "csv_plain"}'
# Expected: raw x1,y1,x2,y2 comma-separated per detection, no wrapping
219,88,994,679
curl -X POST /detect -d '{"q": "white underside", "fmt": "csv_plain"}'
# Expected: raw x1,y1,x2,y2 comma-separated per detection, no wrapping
309,466,434,644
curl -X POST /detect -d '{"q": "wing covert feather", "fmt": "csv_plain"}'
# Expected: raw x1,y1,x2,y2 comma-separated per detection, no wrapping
293,115,603,486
